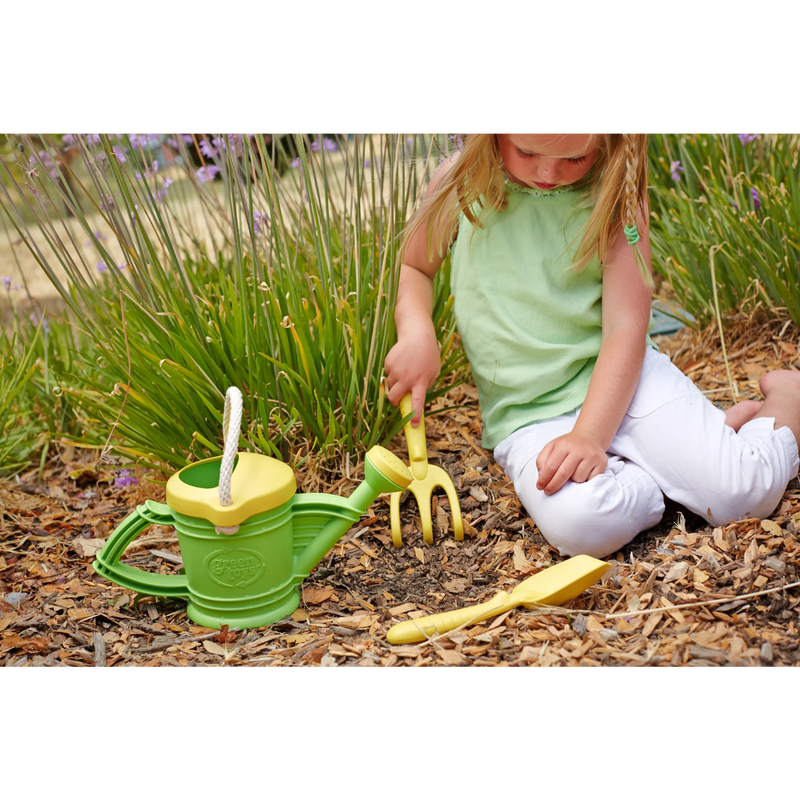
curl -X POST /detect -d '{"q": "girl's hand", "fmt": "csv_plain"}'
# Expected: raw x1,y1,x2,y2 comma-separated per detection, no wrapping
384,332,441,425
535,431,608,495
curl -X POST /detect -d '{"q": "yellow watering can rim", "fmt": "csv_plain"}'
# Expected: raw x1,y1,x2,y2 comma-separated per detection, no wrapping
166,452,296,527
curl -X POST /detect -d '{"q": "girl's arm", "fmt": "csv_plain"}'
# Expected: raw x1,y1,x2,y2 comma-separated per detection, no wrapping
384,155,460,425
535,213,653,495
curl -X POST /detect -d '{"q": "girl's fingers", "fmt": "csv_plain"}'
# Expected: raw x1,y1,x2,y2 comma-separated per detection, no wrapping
538,449,576,494
385,379,427,423
587,463,605,481
572,459,592,484
539,451,607,493
535,443,555,489
543,457,577,495
410,387,425,426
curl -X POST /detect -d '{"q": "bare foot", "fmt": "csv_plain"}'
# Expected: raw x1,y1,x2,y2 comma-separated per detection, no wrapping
760,369,800,396
754,369,800,444
724,399,763,432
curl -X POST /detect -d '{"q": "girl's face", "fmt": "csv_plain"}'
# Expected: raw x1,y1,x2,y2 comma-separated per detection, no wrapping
497,134,598,191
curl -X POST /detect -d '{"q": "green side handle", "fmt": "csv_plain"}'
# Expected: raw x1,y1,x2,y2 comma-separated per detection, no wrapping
93,499,189,598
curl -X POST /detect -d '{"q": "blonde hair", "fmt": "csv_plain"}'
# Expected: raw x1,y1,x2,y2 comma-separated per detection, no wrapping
403,134,652,286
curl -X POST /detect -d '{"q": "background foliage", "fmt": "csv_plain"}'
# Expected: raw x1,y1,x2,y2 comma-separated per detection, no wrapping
2,132,799,476
0,134,466,474
649,133,800,327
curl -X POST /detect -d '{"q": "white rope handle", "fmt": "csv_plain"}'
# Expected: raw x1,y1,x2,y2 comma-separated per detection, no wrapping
216,386,243,535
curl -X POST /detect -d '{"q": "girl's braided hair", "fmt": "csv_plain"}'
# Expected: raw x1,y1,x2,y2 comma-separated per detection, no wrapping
402,134,652,287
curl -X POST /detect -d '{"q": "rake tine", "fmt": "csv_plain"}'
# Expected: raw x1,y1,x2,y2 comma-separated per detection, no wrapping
390,490,404,547
416,486,435,545
437,474,464,541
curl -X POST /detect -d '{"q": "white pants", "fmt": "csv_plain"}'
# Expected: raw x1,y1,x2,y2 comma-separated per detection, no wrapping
493,348,800,559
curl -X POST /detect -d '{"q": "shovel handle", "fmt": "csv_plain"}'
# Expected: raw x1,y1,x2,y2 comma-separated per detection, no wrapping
386,592,514,644
400,392,428,481
93,500,189,598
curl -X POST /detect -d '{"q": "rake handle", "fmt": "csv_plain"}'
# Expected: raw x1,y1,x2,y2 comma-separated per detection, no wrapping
400,392,428,481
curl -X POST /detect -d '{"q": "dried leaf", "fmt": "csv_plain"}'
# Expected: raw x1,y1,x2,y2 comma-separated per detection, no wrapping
469,486,489,503
761,519,782,537
443,578,468,593
303,586,334,605
334,614,379,630
692,567,710,584
642,611,664,638
512,541,534,574
73,538,106,558
0,612,20,632
436,506,450,535
664,561,690,582
203,640,227,656
414,547,426,565
713,527,728,551
320,653,337,667
388,603,417,616
438,649,468,666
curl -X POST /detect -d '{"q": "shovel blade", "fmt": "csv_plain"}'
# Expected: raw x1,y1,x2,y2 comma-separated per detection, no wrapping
512,555,610,608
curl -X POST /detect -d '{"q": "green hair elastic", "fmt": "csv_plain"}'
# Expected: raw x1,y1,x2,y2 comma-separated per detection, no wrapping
624,224,641,246
622,222,653,289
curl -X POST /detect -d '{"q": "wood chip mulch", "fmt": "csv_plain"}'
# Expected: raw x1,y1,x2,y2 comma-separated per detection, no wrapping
2,312,799,667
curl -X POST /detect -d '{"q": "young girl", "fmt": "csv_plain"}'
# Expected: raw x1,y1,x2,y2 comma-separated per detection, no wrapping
384,134,800,559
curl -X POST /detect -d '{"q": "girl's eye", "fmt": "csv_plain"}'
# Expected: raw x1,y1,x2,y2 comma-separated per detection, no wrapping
514,148,588,165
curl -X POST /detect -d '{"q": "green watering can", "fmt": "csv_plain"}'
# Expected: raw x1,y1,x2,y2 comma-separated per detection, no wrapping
93,387,412,630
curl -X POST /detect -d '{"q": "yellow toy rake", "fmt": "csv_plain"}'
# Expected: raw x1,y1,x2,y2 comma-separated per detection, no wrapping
390,393,464,547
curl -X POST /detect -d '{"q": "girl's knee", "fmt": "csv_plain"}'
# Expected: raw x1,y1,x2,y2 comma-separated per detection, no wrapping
686,422,798,525
536,505,660,559
706,487,785,527
518,472,665,560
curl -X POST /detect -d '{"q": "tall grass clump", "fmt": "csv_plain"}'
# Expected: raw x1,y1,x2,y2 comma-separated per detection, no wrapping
0,321,51,475
0,134,467,473
1,266,94,474
649,134,800,327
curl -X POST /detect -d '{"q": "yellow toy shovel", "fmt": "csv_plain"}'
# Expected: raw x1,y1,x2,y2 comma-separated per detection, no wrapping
386,555,610,644
390,392,463,547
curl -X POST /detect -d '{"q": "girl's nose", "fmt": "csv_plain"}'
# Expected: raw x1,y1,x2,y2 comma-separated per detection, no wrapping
539,159,559,180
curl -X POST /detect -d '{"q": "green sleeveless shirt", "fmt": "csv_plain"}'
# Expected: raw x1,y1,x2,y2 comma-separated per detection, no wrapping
450,180,608,449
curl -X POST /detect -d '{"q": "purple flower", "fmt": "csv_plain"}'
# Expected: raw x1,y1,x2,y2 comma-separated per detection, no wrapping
181,134,195,144
152,160,159,172
212,137,226,152
62,134,75,146
134,172,143,181
449,134,465,150
30,313,50,335
112,145,127,164
114,469,138,487
84,134,101,144
311,141,320,152
39,150,52,163
166,137,178,148
751,187,761,211
196,165,220,183
253,210,264,234
738,134,758,145
97,261,108,272
199,139,216,158
3,276,11,291
363,159,371,168
323,137,337,152
290,158,300,168
158,177,173,199
670,160,685,181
